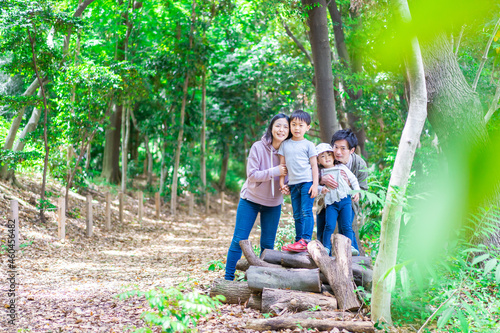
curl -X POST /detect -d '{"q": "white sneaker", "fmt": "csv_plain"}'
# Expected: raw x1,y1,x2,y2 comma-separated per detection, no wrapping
351,246,359,256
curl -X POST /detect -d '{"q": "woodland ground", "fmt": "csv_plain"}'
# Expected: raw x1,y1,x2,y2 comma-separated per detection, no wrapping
0,175,377,333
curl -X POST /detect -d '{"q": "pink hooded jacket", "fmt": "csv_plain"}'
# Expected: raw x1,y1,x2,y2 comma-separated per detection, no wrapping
240,136,284,207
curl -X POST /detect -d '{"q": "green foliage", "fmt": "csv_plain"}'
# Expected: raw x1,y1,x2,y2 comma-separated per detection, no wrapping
274,212,296,251
389,207,500,332
118,284,225,333
206,260,225,272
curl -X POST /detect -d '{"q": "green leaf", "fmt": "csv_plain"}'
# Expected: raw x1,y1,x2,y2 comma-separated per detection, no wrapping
457,309,469,333
495,263,500,284
437,307,455,329
483,258,498,275
472,253,490,266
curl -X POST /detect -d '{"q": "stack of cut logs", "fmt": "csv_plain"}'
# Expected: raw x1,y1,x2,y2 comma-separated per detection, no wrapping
210,234,375,332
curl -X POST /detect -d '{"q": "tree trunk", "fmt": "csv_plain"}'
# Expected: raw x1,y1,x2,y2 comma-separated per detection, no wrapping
307,238,360,311
219,141,230,191
302,0,339,142
261,288,337,314
209,278,252,305
247,293,262,310
171,0,196,215
423,33,487,150
201,69,207,200
371,0,427,324
1,87,43,180
121,106,130,193
101,104,122,183
246,266,322,293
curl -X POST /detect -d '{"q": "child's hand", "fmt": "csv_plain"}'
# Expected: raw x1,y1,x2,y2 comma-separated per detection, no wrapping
309,185,318,198
352,193,360,202
279,164,288,176
321,187,330,194
280,185,290,195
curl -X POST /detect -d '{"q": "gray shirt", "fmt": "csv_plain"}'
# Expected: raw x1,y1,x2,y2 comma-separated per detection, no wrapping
278,138,317,185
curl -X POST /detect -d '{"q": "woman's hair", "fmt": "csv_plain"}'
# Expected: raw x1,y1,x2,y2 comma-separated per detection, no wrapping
264,113,291,144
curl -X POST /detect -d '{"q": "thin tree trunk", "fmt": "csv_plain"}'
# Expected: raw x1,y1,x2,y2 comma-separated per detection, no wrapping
472,17,500,91
159,139,167,197
27,27,50,223
302,0,339,142
371,0,427,324
219,142,230,191
171,0,196,215
485,82,500,123
201,69,207,201
121,106,130,193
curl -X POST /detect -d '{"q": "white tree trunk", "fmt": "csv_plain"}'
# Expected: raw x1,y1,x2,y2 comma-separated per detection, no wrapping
121,106,130,193
371,0,427,324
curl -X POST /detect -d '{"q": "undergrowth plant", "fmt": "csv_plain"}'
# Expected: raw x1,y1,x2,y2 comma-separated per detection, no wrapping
118,282,225,333
389,206,500,332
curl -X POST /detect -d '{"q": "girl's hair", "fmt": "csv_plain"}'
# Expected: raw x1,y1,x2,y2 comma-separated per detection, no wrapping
264,113,291,144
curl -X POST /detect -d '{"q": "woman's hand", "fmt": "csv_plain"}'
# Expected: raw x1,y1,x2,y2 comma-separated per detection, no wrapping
321,187,330,194
352,193,360,202
279,164,288,176
280,185,290,195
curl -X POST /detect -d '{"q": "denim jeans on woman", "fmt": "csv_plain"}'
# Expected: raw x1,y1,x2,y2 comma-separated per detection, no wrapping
321,195,358,254
289,181,315,242
224,198,281,281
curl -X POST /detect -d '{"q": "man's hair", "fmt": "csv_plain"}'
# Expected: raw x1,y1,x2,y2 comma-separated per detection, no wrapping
331,129,358,150
290,110,311,125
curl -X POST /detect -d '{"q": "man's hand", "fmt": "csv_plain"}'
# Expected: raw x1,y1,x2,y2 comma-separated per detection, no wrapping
309,184,318,198
340,170,349,184
352,193,360,202
280,185,290,195
323,174,339,189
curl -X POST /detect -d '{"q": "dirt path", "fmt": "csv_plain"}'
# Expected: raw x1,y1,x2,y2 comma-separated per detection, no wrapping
0,177,266,332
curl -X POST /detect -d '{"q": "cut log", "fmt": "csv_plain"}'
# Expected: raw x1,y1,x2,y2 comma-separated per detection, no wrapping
236,258,250,272
209,278,252,305
247,293,262,311
261,287,337,314
352,262,373,290
247,313,374,332
239,240,282,268
246,266,321,293
307,237,360,311
352,256,373,269
261,249,312,266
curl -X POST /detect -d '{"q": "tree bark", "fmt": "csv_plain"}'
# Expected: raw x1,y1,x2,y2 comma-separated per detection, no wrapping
121,106,130,193
261,287,337,314
246,266,322,293
101,104,122,183
307,238,360,311
236,257,250,272
247,314,374,332
200,68,207,200
218,141,230,191
239,240,282,269
302,0,339,142
247,293,262,310
209,278,252,305
261,249,317,269
371,0,427,324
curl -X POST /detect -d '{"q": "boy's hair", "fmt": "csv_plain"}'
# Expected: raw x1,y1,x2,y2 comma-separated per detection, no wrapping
264,113,291,144
331,129,358,150
290,110,311,125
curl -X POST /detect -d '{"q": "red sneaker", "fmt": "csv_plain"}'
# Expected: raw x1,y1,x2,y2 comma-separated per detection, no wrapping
283,239,308,252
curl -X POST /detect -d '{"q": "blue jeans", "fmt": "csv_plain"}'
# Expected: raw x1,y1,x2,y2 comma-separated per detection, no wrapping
289,182,315,242
224,198,281,281
321,196,358,254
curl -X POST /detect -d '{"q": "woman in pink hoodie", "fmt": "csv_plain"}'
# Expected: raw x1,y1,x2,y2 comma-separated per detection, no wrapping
224,113,291,280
